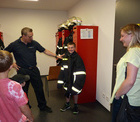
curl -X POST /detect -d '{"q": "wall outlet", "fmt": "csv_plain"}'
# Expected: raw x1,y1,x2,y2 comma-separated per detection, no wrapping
102,93,105,99
106,96,109,102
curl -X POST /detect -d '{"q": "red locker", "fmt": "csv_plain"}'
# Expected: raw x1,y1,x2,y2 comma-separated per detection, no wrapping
73,25,98,104
0,32,3,42
55,31,62,46
62,29,70,44
55,32,59,46
58,31,62,39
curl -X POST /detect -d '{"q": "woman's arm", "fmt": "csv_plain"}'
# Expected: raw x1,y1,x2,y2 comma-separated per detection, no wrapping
115,62,138,99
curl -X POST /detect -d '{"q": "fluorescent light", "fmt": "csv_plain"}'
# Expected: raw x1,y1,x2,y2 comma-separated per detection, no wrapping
19,0,39,1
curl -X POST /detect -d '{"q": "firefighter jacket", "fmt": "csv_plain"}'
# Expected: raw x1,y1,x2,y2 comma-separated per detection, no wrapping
57,51,86,95
56,37,63,55
62,32,73,54
0,39,4,50
56,37,63,65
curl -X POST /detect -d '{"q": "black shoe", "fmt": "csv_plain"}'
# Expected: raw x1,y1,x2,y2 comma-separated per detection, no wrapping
29,104,32,109
40,106,52,113
60,103,71,112
72,106,79,115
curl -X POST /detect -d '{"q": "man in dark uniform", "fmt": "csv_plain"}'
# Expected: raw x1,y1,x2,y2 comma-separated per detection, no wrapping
5,27,62,113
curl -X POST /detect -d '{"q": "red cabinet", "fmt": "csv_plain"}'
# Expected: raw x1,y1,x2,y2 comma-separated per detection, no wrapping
73,25,98,104
62,29,70,45
0,32,3,41
55,31,62,46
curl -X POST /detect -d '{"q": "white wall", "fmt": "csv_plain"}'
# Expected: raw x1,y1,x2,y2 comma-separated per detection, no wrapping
68,0,116,111
0,0,116,111
0,8,68,76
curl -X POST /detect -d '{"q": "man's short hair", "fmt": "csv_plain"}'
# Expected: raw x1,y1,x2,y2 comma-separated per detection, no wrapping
67,42,76,47
21,27,33,36
0,50,13,72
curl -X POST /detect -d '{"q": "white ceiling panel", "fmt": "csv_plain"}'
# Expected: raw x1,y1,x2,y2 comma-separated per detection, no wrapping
0,0,81,11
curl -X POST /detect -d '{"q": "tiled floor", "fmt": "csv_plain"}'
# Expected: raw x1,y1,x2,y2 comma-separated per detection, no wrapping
28,77,112,122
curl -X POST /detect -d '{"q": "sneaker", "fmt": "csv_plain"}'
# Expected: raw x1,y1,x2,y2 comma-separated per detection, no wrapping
72,106,79,115
40,106,52,113
60,103,71,112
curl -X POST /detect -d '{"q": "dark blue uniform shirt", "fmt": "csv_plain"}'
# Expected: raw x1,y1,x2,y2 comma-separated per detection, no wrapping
5,37,45,68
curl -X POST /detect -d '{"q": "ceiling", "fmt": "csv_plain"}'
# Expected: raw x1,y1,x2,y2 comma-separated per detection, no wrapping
0,0,81,11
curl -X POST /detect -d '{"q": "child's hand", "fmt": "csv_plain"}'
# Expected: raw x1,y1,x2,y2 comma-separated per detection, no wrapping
12,63,20,70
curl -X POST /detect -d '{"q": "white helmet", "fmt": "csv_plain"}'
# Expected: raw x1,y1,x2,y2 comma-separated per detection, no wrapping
68,16,82,26
58,22,68,31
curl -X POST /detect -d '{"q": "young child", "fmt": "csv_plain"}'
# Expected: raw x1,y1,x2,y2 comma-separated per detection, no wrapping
57,42,86,115
0,50,33,122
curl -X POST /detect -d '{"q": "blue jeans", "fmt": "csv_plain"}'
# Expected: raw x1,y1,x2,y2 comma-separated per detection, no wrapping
111,98,123,122
112,98,140,122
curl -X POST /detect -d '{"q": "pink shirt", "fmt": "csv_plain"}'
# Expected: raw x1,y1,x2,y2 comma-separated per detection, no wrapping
0,78,28,122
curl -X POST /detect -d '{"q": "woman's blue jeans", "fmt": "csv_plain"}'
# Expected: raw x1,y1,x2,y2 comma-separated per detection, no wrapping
111,98,123,122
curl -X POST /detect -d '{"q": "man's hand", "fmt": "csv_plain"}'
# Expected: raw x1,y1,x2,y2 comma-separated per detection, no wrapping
44,49,65,59
56,54,65,59
12,63,20,70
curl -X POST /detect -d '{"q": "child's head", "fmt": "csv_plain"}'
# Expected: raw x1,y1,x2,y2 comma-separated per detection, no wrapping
67,42,76,54
0,50,13,72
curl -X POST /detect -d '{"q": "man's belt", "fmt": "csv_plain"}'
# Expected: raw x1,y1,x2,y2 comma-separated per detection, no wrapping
21,66,36,70
28,66,36,70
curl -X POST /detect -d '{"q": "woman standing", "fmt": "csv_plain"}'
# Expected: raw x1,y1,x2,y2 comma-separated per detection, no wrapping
110,24,140,122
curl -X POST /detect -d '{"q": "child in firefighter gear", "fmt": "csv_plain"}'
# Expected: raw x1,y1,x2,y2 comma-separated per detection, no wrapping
57,42,86,115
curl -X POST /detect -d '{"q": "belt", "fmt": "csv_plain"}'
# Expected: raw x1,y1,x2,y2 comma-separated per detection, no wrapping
26,66,36,70
29,66,36,69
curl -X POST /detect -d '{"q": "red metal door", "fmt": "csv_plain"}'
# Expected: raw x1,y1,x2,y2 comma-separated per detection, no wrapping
73,25,98,104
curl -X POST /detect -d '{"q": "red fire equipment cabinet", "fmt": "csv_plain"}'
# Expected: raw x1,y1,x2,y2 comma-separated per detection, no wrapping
0,32,3,41
73,25,98,104
62,29,71,44
55,31,62,46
